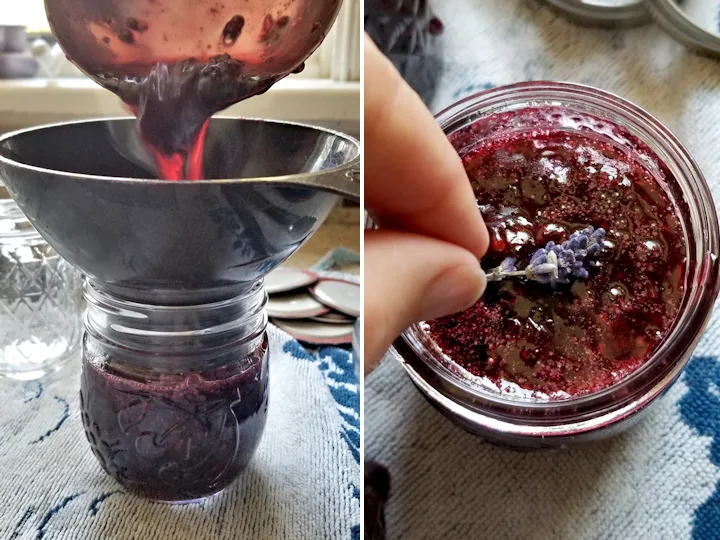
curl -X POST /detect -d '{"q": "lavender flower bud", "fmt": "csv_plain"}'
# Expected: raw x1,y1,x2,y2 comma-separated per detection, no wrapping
499,257,517,273
487,226,606,286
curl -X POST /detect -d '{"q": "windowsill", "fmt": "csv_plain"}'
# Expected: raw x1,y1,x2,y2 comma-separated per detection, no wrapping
0,77,359,131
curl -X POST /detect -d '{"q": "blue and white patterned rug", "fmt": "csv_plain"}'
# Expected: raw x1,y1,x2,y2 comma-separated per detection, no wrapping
365,1,720,538
0,325,360,540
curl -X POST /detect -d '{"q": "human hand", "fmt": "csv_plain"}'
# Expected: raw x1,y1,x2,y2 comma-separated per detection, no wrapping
364,35,489,374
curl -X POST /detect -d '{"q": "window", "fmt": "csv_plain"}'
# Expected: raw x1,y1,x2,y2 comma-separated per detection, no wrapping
314,0,360,81
2,0,49,33
3,0,359,81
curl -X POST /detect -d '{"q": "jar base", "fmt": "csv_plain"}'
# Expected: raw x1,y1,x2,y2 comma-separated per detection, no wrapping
0,342,79,381
161,489,226,505
117,481,233,504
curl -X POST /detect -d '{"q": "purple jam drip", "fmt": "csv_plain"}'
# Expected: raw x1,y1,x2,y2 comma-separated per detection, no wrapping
80,336,269,501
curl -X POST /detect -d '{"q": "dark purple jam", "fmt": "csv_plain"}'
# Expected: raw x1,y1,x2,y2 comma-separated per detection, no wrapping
427,107,686,398
80,336,269,501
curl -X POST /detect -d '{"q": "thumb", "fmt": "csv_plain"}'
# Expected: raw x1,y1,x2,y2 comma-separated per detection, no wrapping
364,229,486,374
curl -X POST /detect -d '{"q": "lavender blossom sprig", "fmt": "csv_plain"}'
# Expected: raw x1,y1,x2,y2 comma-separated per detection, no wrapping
486,227,606,286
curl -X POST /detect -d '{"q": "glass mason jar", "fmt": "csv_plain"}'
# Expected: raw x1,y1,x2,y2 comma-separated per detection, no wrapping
80,279,269,502
390,81,720,449
0,192,82,380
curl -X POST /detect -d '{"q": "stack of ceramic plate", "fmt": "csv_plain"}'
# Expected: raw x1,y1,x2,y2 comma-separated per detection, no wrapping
545,0,720,59
265,267,360,346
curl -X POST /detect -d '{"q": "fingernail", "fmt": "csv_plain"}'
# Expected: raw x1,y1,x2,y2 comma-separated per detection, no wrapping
420,260,486,321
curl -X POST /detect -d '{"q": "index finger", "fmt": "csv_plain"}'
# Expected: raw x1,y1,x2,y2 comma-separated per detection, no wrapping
363,35,488,258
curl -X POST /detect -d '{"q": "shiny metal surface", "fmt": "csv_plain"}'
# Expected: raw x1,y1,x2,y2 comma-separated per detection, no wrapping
647,0,720,58
0,118,359,302
544,0,651,26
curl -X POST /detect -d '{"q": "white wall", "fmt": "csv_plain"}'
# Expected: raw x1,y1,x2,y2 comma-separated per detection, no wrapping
0,78,360,138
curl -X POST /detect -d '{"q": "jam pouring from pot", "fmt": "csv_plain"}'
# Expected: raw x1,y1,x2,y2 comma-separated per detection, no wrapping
45,0,342,180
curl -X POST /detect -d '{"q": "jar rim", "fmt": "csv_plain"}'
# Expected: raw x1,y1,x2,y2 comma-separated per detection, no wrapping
396,81,720,426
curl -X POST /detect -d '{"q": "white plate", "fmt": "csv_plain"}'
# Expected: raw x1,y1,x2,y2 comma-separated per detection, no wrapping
273,319,354,345
266,291,330,319
309,311,356,324
310,279,360,317
264,267,318,294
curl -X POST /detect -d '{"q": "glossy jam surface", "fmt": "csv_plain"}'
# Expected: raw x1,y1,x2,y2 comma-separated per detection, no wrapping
80,336,269,501
427,108,686,398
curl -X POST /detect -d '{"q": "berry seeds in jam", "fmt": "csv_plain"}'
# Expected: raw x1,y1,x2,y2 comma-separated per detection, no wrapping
427,107,686,399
